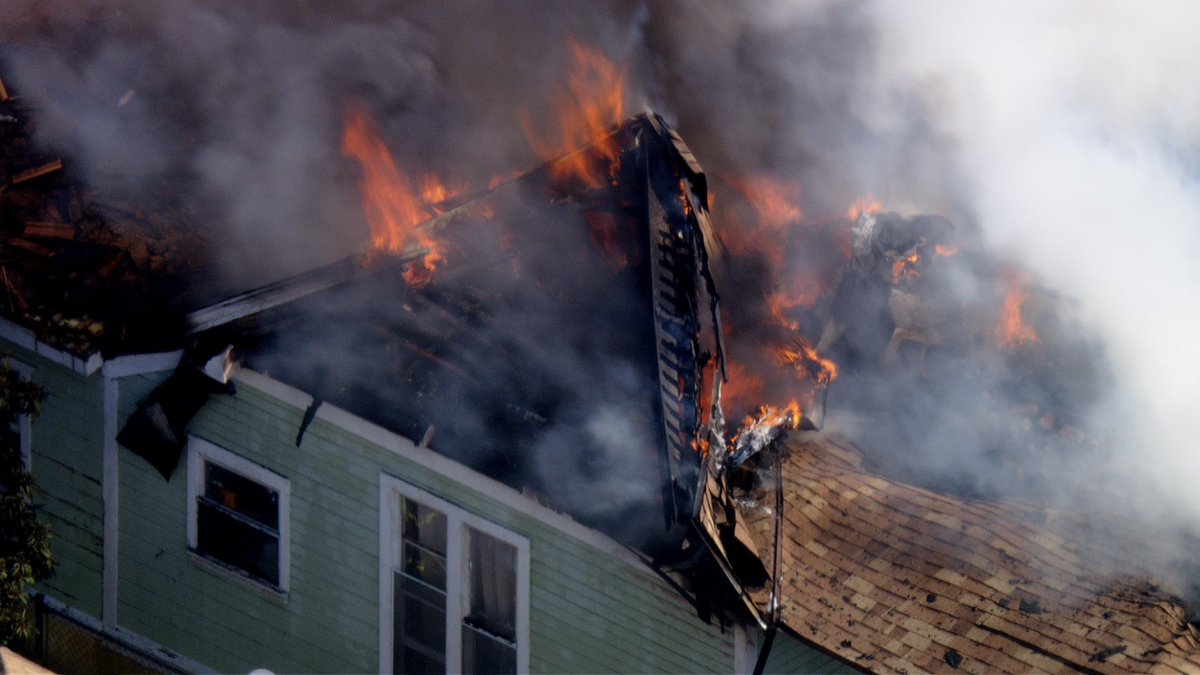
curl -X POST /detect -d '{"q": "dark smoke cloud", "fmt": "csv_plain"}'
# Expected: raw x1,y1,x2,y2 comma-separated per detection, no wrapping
0,0,649,285
4,1,1199,581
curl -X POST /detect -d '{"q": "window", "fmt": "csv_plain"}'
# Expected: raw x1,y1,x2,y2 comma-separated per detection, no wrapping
380,476,529,674
187,437,290,592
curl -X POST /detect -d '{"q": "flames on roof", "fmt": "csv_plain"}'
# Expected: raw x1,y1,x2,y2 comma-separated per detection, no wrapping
5,54,1197,674
178,111,728,546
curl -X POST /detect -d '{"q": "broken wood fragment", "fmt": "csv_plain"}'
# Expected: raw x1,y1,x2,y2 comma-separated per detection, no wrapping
8,237,56,257
0,76,8,102
12,159,63,185
23,221,75,240
1,267,27,312
394,336,478,384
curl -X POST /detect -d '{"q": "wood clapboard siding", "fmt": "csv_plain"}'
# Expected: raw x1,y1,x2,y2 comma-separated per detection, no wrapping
114,372,735,673
15,344,106,619
762,630,860,674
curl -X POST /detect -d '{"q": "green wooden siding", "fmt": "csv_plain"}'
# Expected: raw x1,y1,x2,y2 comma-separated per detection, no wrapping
6,343,107,619
759,629,860,675
114,375,736,673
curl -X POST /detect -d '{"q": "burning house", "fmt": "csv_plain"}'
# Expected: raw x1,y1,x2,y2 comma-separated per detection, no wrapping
3,15,1200,675
0,68,776,672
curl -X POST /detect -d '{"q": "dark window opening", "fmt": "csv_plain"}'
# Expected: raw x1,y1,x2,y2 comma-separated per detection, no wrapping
195,461,281,587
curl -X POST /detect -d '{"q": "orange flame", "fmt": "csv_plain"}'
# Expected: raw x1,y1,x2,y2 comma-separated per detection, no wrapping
739,401,805,434
779,336,838,387
720,360,766,418
583,211,629,270
722,175,805,284
524,40,626,188
730,175,803,235
891,252,921,284
714,172,847,430
847,195,883,221
766,290,802,332
998,274,1039,348
419,174,464,207
341,106,455,284
488,169,524,190
934,244,960,257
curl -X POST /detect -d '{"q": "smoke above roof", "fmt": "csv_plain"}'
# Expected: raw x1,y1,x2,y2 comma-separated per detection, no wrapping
3,0,1199,587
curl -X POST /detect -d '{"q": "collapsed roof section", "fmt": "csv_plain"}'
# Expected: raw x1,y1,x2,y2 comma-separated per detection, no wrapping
177,112,726,545
721,434,1200,673
0,79,227,359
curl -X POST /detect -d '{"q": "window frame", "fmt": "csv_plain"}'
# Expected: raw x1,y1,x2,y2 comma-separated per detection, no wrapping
379,474,530,674
187,436,291,593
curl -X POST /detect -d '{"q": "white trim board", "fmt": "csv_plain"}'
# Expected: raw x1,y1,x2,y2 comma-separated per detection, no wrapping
101,351,183,378
232,365,649,572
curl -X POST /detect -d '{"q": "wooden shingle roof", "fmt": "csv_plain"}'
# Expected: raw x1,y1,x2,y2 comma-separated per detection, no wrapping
743,435,1200,674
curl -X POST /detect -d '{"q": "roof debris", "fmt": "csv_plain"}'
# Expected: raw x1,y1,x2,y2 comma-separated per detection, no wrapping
0,78,217,357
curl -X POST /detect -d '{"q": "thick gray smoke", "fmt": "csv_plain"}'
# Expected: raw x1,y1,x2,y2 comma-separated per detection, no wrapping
656,0,1200,585
0,0,650,285
4,1,1199,576
860,1,1200,590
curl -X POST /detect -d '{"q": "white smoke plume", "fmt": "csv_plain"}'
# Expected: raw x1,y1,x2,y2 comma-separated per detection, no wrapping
864,1,1200,518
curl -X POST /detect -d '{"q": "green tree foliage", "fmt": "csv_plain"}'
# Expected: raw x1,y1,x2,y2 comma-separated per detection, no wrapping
0,364,52,645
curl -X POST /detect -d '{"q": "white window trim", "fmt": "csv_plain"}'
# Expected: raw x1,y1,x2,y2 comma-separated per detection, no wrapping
187,436,291,593
2,357,34,473
379,473,530,675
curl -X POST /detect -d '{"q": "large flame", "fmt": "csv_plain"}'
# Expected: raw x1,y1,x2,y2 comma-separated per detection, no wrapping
740,401,804,436
730,175,804,236
715,173,844,430
779,336,838,387
720,360,766,418
891,252,921,284
998,273,1040,347
341,106,457,284
524,40,626,188
726,176,831,311
847,195,883,221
